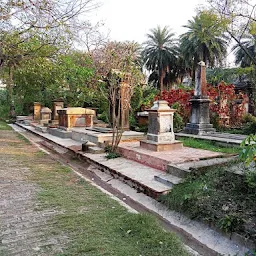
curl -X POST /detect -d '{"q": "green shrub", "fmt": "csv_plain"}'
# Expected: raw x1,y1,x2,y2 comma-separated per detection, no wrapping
98,111,109,124
173,112,184,132
242,113,256,123
105,152,120,159
0,90,9,120
245,171,256,189
240,134,256,166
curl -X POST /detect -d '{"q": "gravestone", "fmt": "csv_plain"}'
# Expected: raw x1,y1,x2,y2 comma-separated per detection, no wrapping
184,61,215,135
33,102,41,121
52,99,64,121
57,107,95,130
140,100,183,151
40,107,52,125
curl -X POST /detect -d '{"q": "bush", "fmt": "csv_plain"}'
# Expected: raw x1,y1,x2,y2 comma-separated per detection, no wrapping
0,90,9,120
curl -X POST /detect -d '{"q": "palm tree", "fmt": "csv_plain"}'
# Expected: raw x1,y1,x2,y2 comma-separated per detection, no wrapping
232,35,256,67
180,11,228,80
142,26,178,93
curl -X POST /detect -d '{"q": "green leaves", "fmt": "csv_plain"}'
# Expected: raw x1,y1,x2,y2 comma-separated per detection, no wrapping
240,134,256,166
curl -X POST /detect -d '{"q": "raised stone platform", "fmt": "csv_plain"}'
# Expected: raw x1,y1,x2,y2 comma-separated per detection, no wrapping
71,127,145,146
118,141,224,171
140,140,183,152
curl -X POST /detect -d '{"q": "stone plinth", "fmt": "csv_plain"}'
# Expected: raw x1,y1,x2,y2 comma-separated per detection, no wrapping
52,99,64,121
184,61,216,135
57,107,95,130
40,107,52,125
184,98,215,135
137,111,149,126
33,102,41,121
140,100,183,152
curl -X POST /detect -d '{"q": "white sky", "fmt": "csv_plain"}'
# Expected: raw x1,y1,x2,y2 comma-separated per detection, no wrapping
89,0,235,66
91,0,208,43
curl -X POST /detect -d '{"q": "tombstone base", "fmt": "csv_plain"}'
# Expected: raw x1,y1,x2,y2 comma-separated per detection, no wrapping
184,97,216,135
140,140,183,152
184,123,215,135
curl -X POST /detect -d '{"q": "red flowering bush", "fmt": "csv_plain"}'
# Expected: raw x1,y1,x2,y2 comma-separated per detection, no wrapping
156,88,194,123
156,82,246,128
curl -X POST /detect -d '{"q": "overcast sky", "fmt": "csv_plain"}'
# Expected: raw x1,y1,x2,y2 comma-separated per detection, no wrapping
88,0,235,66
91,0,208,43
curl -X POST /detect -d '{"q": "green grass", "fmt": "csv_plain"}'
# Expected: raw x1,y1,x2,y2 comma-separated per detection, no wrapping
0,121,12,130
160,162,256,243
30,162,188,256
179,137,240,154
7,139,186,256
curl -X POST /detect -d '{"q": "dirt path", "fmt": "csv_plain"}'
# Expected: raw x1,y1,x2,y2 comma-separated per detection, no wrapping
0,130,67,255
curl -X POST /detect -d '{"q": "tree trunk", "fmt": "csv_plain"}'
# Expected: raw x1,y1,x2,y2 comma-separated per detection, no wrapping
7,65,14,105
159,69,164,97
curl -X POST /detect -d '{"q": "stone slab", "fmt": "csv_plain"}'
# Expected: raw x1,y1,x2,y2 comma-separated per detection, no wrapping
70,128,145,146
154,173,182,187
48,128,72,139
118,141,224,171
58,107,95,115
140,140,183,152
175,132,245,146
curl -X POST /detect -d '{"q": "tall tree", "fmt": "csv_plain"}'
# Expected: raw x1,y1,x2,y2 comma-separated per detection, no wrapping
0,0,98,105
142,26,178,93
207,0,256,66
232,34,256,67
180,11,228,80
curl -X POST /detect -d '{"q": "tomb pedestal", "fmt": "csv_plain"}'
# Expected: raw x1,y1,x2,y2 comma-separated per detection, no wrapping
40,107,52,125
184,98,215,135
52,99,64,121
57,107,95,130
140,100,183,152
33,102,41,121
184,61,215,135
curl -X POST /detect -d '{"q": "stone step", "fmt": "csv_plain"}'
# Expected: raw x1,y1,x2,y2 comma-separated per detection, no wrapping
167,156,237,178
78,153,172,199
154,173,182,188
35,126,48,133
166,164,191,178
88,146,105,154
48,128,72,139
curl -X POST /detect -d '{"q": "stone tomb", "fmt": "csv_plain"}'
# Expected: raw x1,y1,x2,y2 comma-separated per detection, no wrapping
57,107,95,130
140,100,183,151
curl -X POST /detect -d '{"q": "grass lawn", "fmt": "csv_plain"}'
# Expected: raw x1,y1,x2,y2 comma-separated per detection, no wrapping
1,126,188,256
179,137,240,154
160,162,256,245
0,121,12,130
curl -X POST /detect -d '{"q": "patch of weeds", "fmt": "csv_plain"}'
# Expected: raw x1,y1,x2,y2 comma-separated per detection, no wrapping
105,152,121,159
16,134,30,144
217,214,244,233
245,171,256,189
35,151,47,157
245,250,256,256
179,137,240,154
160,162,256,243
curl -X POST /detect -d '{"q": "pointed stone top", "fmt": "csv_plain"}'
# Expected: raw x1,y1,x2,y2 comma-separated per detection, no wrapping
198,61,206,67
